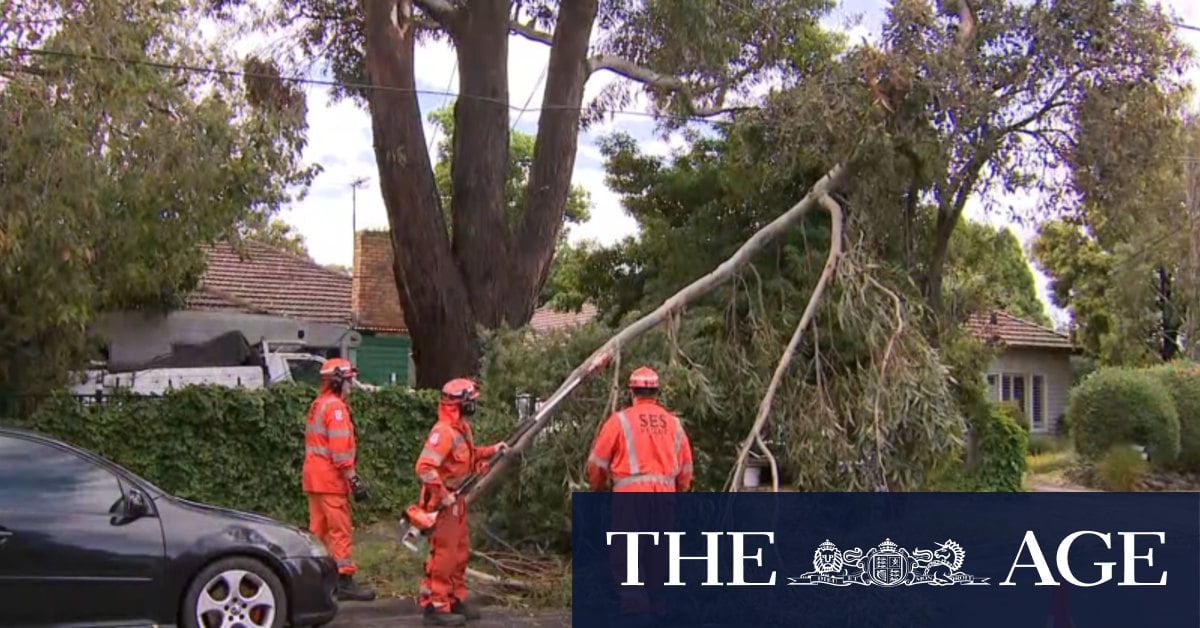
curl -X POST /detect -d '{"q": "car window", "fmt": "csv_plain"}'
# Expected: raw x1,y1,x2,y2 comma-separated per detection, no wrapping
0,435,124,514
288,359,323,386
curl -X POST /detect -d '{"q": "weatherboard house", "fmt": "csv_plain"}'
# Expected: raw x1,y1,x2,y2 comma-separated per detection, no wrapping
966,310,1076,434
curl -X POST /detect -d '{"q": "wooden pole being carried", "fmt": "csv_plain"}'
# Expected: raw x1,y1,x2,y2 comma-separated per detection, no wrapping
463,163,852,506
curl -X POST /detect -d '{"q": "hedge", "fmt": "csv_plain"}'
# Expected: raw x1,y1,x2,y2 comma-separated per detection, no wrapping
958,402,1028,491
1146,360,1200,472
1066,367,1180,468
4,383,441,525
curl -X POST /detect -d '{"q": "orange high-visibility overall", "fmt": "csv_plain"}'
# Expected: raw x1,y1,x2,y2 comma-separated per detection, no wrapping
586,398,693,615
303,388,358,575
415,403,500,615
586,397,694,493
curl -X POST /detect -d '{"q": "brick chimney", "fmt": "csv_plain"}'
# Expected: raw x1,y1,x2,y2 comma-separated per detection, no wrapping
352,230,408,332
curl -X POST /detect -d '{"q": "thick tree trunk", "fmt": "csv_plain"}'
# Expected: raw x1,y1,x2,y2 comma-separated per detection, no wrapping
924,204,957,335
363,0,479,387
358,0,618,386
505,0,599,324
450,0,514,329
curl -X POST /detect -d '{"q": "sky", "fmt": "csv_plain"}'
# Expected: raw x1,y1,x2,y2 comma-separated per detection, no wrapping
243,0,1200,329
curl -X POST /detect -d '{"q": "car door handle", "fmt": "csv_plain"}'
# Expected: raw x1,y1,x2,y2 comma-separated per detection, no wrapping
0,528,11,547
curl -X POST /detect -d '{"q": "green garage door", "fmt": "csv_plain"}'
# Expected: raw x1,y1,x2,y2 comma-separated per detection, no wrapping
354,333,411,386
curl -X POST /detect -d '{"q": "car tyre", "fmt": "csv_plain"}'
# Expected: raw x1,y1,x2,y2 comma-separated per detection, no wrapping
181,556,288,628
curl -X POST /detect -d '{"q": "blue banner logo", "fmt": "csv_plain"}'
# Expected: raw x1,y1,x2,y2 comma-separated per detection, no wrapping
571,492,1200,627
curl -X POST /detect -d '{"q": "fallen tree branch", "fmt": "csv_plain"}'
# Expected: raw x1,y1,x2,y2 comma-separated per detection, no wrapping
755,432,780,492
464,162,853,505
726,193,844,492
466,566,530,590
866,275,903,490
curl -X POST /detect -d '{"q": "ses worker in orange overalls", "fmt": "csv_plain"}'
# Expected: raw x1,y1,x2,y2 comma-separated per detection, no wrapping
415,378,508,626
586,366,693,617
302,357,375,602
586,366,694,493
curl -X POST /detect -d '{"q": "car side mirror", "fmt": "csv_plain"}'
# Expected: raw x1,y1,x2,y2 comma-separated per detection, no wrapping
124,489,150,518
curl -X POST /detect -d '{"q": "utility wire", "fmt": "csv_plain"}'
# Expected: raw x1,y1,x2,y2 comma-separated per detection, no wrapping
511,61,548,131
2,44,735,124
426,57,457,153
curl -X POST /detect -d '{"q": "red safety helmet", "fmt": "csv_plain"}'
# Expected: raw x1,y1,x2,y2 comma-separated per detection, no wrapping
320,358,357,381
440,378,480,404
628,366,659,391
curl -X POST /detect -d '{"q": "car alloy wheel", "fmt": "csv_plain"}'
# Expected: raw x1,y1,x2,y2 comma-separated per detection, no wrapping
184,557,287,628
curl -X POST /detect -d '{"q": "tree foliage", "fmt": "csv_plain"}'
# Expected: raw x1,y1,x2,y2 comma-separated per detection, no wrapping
544,126,1047,330
1032,93,1199,365
0,0,315,394
943,217,1047,325
243,218,312,259
737,0,1191,332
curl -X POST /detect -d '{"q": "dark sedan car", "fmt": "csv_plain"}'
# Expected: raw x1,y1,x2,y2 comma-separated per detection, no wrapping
0,426,339,627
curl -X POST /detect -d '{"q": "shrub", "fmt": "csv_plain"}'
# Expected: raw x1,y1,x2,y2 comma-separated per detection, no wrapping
929,402,1028,492
1027,433,1066,456
1066,367,1180,468
5,383,440,525
1146,360,1200,472
1095,444,1149,491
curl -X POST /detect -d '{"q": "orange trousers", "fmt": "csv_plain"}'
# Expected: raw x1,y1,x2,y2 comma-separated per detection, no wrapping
307,492,356,575
419,501,469,614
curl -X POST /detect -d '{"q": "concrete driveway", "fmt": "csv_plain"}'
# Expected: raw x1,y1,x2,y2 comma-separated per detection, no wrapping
327,599,570,628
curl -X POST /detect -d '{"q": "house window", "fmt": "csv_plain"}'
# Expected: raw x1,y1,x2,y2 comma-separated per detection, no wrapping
1031,375,1046,431
1001,373,1027,420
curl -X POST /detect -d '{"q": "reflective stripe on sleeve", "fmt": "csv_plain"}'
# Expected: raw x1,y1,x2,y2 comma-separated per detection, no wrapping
332,450,355,463
588,453,610,470
673,421,684,474
328,428,351,438
419,448,446,465
616,412,640,475
306,445,331,458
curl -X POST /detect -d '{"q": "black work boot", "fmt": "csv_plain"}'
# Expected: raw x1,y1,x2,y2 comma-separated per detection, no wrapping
423,606,467,626
452,601,482,621
336,574,376,601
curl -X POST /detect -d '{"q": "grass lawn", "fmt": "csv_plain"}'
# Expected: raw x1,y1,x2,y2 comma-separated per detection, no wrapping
352,519,571,609
353,520,427,599
1022,435,1090,491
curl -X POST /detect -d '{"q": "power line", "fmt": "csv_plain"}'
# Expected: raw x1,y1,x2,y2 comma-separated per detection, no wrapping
512,61,548,132
426,57,457,153
3,44,735,124
1172,21,1200,33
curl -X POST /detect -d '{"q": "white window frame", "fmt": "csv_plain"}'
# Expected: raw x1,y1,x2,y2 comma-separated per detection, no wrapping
985,371,1047,432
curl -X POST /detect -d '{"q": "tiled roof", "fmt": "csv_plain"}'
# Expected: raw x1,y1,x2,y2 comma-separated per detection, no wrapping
965,310,1073,350
530,303,598,332
188,241,352,324
189,238,598,333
